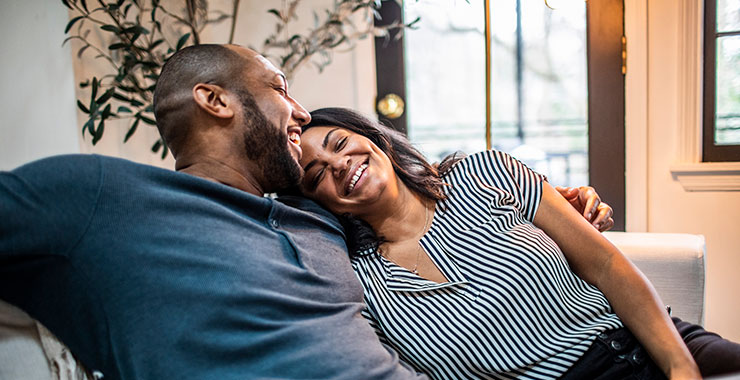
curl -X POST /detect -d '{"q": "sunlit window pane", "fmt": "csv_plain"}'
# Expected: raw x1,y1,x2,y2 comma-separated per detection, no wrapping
403,0,588,187
404,0,486,163
718,0,740,32
490,0,588,186
715,35,740,145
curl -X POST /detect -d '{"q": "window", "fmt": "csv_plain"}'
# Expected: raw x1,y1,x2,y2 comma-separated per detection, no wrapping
703,0,740,161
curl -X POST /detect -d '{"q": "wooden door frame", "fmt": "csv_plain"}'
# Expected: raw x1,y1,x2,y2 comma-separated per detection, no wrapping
587,0,626,230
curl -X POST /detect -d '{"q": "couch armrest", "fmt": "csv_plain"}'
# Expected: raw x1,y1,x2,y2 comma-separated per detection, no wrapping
603,232,706,325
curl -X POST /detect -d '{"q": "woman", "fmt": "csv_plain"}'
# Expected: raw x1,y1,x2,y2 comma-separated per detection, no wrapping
297,107,739,380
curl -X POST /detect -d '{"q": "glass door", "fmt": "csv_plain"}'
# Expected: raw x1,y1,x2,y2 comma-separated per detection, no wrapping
374,0,626,229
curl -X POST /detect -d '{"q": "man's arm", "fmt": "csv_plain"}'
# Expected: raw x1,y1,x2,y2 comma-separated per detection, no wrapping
556,186,615,231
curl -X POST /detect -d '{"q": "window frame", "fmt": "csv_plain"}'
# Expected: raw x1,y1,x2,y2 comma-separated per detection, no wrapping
702,0,740,162
669,0,740,192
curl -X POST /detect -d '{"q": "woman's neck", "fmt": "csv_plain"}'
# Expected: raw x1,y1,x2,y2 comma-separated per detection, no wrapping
364,181,434,244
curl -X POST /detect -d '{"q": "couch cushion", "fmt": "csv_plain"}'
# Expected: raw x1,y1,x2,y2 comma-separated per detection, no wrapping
604,232,705,325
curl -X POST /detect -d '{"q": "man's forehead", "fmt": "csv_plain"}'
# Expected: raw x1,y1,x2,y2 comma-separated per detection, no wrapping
224,45,286,86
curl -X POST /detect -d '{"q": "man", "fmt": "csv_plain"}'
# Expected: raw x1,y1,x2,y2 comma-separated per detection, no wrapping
1,44,425,380
0,44,611,379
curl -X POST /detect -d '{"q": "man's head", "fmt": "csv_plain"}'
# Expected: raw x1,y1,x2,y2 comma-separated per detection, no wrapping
153,44,310,193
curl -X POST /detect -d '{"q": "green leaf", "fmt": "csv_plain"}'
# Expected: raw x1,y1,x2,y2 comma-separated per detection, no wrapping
123,3,132,18
65,16,84,33
123,25,149,35
77,100,90,114
117,106,133,114
101,104,112,119
149,39,164,49
79,79,90,88
109,43,127,50
101,24,120,33
92,118,105,145
91,77,99,100
116,85,138,93
82,118,95,138
139,114,156,125
151,139,162,152
61,0,73,10
160,143,169,159
124,117,140,142
96,88,115,105
175,33,190,51
80,0,89,13
111,92,129,102
267,9,281,19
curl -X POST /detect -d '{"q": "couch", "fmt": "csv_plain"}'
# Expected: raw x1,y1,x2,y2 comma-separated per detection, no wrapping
0,232,707,380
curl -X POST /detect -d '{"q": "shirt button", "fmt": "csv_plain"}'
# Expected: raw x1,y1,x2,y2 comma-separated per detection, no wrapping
610,340,622,351
269,219,279,228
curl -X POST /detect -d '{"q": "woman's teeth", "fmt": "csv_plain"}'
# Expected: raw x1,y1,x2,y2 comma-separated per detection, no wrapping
348,163,368,192
288,132,300,145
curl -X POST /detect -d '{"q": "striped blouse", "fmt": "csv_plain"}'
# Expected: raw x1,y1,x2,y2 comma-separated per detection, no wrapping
351,150,623,379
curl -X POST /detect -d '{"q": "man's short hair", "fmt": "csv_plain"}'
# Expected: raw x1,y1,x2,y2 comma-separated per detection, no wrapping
153,44,246,154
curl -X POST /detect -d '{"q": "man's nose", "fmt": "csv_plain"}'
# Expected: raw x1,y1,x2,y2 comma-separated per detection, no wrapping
290,97,311,126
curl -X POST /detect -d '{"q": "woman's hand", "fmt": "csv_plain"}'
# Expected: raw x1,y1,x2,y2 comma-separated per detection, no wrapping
555,186,614,231
534,182,700,380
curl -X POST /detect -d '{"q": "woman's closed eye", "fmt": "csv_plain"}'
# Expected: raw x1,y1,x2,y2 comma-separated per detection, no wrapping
309,167,326,190
335,136,347,152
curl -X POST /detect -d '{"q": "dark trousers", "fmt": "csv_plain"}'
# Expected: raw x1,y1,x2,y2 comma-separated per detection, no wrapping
560,318,740,379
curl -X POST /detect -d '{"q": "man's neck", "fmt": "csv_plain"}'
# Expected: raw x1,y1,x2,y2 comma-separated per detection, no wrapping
176,156,263,196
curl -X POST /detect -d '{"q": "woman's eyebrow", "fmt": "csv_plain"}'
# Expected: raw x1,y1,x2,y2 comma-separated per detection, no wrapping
322,128,340,149
303,127,341,173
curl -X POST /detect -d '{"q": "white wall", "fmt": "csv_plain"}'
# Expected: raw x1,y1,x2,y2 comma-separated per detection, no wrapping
0,0,79,170
627,0,740,341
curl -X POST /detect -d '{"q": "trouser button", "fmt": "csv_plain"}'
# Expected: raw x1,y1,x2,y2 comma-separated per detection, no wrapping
610,340,622,351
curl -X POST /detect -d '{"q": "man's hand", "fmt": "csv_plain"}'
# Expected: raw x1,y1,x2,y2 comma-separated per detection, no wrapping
555,186,614,232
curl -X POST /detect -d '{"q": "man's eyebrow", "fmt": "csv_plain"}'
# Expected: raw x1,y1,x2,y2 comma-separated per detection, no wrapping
302,128,340,174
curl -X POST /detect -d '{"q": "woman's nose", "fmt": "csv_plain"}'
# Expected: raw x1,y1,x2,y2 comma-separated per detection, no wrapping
330,156,351,178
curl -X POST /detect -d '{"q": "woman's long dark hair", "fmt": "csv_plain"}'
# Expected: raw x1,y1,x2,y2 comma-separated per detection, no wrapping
303,107,464,255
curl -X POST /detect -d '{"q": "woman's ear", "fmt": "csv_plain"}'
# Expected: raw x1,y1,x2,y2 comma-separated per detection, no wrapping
192,83,235,119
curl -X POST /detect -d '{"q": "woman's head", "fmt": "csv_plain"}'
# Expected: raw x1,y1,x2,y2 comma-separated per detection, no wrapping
298,107,449,217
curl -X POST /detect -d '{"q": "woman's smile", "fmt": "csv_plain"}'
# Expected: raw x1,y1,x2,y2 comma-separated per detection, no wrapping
347,162,368,194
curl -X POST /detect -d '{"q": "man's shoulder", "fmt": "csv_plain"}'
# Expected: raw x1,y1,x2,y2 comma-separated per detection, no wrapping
276,195,344,233
9,154,152,176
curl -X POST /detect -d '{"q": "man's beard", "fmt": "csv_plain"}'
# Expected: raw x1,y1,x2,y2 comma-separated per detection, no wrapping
237,90,303,192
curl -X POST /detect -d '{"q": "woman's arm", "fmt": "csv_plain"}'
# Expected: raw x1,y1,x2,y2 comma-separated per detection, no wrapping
533,181,701,380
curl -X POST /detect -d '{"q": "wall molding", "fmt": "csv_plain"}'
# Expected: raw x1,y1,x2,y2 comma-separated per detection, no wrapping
671,0,740,191
671,162,740,191
624,0,649,231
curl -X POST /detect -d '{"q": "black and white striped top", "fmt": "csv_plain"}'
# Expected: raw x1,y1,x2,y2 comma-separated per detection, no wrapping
351,150,623,379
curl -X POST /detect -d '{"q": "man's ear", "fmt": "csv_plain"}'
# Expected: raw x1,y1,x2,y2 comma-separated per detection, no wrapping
192,83,235,119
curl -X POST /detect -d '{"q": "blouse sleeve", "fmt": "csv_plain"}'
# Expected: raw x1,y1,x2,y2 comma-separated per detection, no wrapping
456,150,547,222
